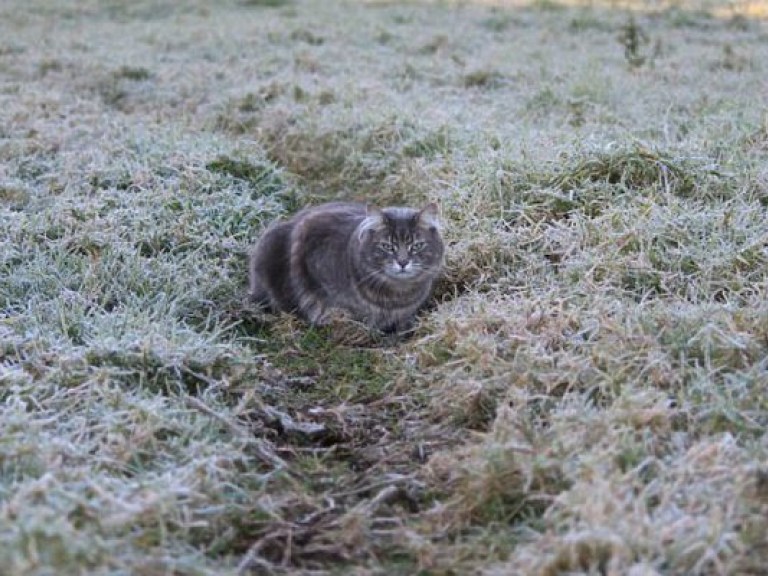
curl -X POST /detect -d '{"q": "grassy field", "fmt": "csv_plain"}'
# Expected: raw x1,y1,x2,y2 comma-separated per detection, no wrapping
2,0,768,574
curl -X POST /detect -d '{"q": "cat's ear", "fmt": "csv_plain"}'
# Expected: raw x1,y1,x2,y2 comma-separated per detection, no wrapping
365,204,385,224
418,202,441,231
358,204,386,240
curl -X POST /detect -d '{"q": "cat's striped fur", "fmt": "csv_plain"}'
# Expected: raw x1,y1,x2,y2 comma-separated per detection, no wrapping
248,202,444,333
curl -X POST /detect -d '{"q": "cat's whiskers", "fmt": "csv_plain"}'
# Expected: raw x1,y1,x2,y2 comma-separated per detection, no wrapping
355,266,389,284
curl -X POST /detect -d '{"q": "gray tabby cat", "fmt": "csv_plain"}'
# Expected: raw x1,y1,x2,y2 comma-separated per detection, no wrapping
248,201,444,333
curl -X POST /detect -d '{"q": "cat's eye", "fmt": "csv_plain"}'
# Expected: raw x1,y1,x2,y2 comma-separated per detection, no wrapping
411,241,427,253
378,241,395,252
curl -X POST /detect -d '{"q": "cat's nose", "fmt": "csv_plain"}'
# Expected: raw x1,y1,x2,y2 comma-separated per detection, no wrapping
397,259,410,270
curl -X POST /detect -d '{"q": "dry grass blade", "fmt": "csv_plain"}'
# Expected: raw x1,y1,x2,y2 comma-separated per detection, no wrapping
183,394,288,470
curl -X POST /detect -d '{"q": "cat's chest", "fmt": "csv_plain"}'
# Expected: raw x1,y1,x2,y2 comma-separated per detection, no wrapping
341,283,427,315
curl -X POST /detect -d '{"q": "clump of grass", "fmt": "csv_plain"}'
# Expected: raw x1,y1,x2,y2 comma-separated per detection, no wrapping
94,65,156,111
240,113,453,201
205,155,285,196
213,83,286,133
424,404,567,530
618,16,650,69
114,65,153,81
374,28,395,44
0,183,30,209
37,58,63,76
491,146,730,223
289,27,324,45
432,234,523,299
463,68,505,89
88,168,135,190
452,145,732,232
402,126,451,159
548,146,707,195
524,85,562,117
500,428,764,574
712,43,750,72
419,34,449,54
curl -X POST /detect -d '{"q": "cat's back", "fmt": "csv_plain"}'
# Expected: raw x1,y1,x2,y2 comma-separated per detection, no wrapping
291,201,366,233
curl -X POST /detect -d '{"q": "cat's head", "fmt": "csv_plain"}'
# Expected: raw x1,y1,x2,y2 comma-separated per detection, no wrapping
356,203,444,282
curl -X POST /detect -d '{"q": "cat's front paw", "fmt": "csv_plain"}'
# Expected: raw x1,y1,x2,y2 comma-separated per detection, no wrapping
321,309,378,346
380,318,415,336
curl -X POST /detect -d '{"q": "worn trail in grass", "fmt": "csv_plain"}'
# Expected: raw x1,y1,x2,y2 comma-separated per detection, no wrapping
2,0,768,574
